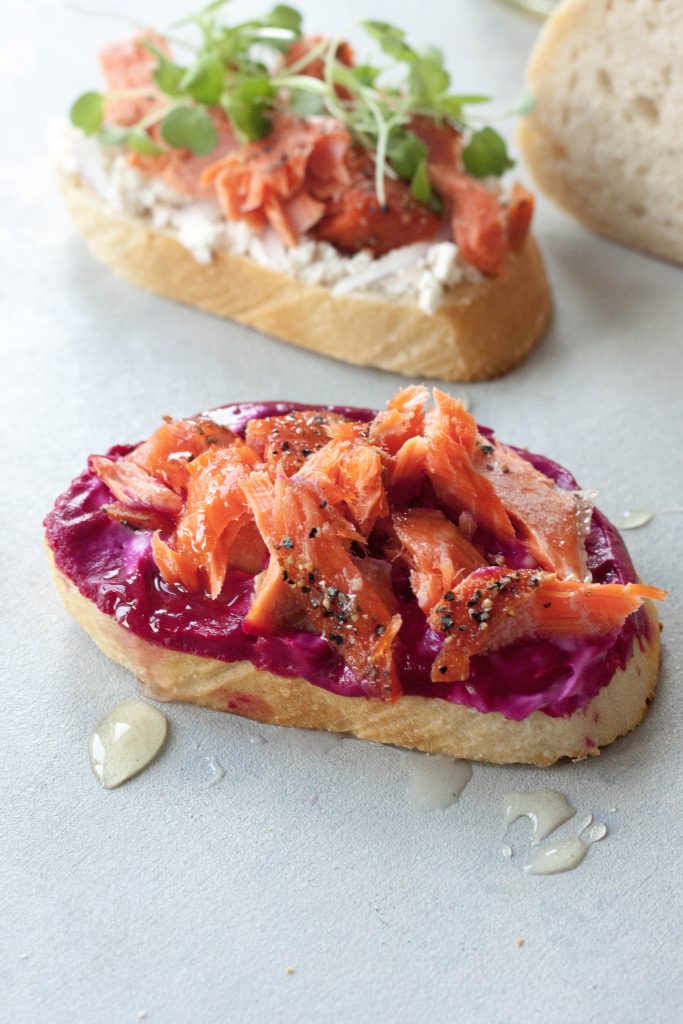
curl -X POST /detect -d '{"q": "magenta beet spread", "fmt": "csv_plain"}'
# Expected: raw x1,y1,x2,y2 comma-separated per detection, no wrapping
44,402,649,721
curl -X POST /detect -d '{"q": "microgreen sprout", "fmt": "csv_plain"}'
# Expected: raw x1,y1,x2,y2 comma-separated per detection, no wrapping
70,2,518,200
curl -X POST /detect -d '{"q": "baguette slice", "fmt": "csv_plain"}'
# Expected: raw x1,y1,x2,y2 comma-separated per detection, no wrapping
518,0,683,264
48,548,660,767
56,165,551,383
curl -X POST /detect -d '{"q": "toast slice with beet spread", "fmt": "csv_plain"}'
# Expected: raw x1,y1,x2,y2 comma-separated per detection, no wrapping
52,6,550,383
45,389,664,766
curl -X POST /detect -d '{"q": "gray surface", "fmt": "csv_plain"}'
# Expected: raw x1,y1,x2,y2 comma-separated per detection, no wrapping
2,1,682,1022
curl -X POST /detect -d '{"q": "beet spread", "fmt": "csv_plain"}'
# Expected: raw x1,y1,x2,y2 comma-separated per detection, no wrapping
44,402,649,721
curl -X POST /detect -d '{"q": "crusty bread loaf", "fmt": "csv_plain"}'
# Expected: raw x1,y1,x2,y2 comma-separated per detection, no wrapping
518,0,683,264
56,166,551,383
48,550,661,767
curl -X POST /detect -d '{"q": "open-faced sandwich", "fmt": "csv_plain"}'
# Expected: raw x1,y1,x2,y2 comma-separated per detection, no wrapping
45,387,664,766
52,4,550,382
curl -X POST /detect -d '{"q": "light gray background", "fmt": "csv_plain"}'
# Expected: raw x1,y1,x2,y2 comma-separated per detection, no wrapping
2,2,682,1022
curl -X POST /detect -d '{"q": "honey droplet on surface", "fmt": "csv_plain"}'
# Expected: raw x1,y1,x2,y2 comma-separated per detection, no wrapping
524,838,588,876
617,509,653,530
89,700,167,790
504,789,575,844
405,753,473,810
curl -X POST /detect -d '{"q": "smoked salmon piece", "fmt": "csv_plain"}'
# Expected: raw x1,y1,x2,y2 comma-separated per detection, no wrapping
314,150,440,256
244,548,308,635
368,386,429,456
151,532,201,592
129,416,237,494
101,501,172,533
283,36,355,100
90,455,182,517
423,390,515,541
203,115,351,246
393,508,485,616
390,436,428,487
241,472,402,700
99,31,168,126
152,443,264,599
430,567,666,682
507,183,534,252
473,440,592,580
244,409,347,476
297,421,388,537
429,165,507,276
369,387,430,500
410,116,461,168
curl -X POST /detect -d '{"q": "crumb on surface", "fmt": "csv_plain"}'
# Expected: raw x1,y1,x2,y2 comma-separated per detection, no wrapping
286,967,296,975
516,938,525,948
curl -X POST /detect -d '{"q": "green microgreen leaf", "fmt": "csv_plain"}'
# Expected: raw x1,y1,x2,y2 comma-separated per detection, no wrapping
289,88,325,117
70,92,104,135
97,124,162,155
161,106,219,154
462,126,514,178
387,131,427,181
222,78,275,141
181,55,225,104
266,4,302,33
362,20,415,62
409,51,450,106
144,44,187,97
127,130,164,156
351,64,381,88
173,0,233,29
98,124,130,147
410,157,432,205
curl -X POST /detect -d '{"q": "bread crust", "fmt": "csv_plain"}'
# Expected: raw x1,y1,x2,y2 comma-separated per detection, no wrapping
48,550,660,767
518,0,683,265
56,166,551,382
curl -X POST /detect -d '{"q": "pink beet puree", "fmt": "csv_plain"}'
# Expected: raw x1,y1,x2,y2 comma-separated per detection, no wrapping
44,402,649,721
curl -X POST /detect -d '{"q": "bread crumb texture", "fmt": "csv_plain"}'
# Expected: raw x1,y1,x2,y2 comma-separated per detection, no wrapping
518,0,683,264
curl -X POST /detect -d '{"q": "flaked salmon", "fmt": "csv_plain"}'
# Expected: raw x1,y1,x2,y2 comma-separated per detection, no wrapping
473,439,592,580
129,416,237,493
297,421,388,537
430,567,665,682
244,408,347,476
99,31,167,127
423,390,516,541
152,443,265,598
393,508,485,616
203,115,351,246
241,471,402,700
90,455,182,518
